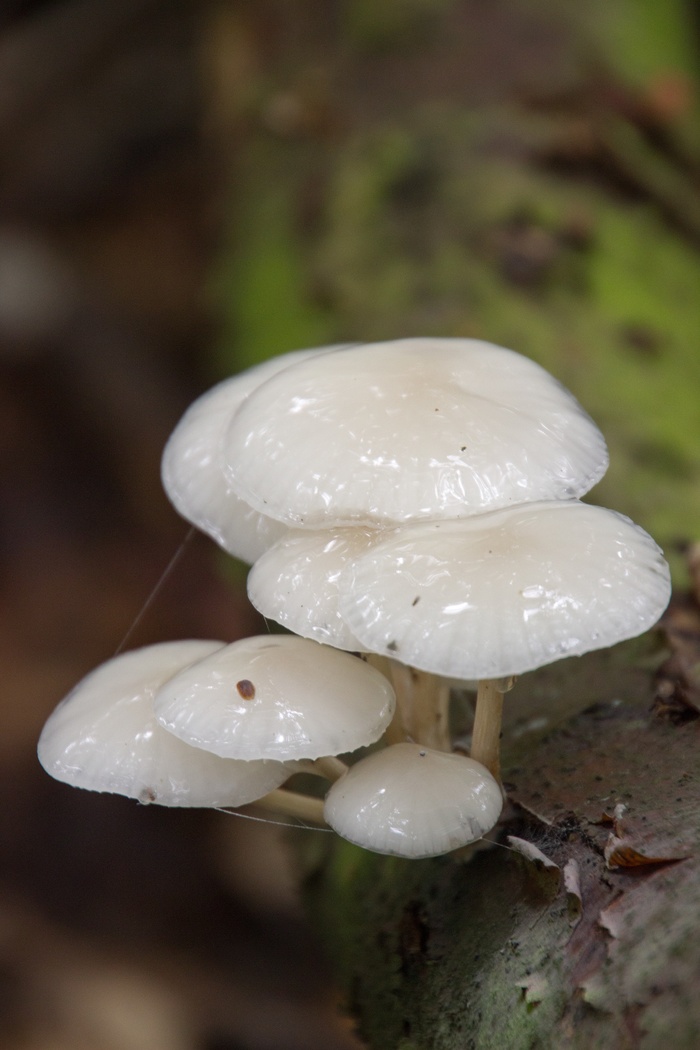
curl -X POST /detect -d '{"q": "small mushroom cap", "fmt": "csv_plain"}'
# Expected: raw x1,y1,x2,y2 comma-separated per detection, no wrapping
247,527,378,650
223,338,609,527
324,743,503,858
153,635,396,761
162,347,350,562
37,641,297,807
339,500,671,679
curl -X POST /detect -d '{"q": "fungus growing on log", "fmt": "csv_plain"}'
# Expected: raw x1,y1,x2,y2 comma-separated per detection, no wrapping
38,338,671,857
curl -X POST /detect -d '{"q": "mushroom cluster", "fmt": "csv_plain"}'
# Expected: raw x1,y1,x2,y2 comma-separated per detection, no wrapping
38,338,671,859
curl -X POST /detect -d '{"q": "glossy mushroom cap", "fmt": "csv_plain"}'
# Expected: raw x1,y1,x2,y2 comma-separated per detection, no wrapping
339,500,672,679
37,641,297,807
324,743,503,858
247,527,378,650
162,347,349,562
224,338,609,528
153,634,396,761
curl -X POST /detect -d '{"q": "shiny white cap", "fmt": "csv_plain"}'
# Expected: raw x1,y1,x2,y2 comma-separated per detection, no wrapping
37,641,297,807
162,347,349,562
339,500,672,679
247,527,377,650
324,743,503,858
223,338,609,528
153,635,396,761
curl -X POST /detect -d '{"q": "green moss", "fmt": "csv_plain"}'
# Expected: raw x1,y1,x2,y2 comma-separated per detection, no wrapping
212,143,334,375
582,0,699,86
308,834,577,1049
315,112,700,576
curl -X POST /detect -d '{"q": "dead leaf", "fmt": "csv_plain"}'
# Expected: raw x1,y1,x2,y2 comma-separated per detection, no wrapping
604,836,688,869
596,801,691,868
592,803,627,829
507,836,561,897
563,859,582,924
507,836,560,872
598,896,624,939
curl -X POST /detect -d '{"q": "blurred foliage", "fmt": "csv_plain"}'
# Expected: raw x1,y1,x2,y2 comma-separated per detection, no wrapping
214,141,334,373
210,0,700,582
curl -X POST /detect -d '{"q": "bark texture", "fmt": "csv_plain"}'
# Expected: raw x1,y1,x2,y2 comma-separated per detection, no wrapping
303,622,700,1049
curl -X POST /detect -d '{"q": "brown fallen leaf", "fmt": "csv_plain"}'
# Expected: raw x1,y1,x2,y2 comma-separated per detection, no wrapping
598,895,624,939
604,836,688,869
600,802,690,868
593,802,627,828
506,835,561,897
506,836,560,872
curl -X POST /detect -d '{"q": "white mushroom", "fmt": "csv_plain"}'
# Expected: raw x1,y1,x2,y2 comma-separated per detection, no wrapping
223,338,609,528
246,525,451,750
338,500,671,679
161,346,353,562
153,634,396,761
247,526,379,651
324,743,503,858
37,641,298,807
338,499,672,775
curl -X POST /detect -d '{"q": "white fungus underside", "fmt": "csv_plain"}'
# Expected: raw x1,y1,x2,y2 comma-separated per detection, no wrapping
339,501,672,679
153,635,396,761
324,743,503,858
37,641,296,807
161,347,347,562
223,338,609,528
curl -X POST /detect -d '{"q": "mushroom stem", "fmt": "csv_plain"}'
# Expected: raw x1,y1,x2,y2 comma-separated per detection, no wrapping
250,788,327,825
470,678,506,781
309,755,349,782
383,703,409,746
388,662,452,751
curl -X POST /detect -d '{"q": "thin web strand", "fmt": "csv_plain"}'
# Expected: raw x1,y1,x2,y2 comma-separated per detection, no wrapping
113,526,196,656
214,807,335,831
213,808,523,850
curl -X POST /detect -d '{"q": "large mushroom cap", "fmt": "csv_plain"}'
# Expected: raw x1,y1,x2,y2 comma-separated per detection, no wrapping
339,500,672,679
153,634,396,761
247,527,378,651
161,347,351,562
37,641,297,807
324,743,503,858
223,338,609,528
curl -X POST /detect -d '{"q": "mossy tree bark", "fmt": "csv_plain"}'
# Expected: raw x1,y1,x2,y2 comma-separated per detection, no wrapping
209,2,700,1045
302,612,700,1048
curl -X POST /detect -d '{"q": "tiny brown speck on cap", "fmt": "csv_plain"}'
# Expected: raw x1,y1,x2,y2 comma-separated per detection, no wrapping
236,679,256,700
